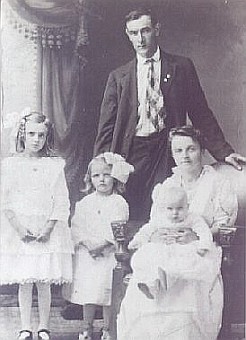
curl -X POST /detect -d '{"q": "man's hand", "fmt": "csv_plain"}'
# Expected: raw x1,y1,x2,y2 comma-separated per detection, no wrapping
225,153,246,170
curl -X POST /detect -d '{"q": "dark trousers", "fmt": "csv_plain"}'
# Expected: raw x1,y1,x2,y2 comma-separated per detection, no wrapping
124,129,171,222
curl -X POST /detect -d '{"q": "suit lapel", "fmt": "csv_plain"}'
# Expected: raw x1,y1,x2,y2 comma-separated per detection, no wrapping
120,59,138,120
118,53,177,125
160,51,177,99
120,54,176,112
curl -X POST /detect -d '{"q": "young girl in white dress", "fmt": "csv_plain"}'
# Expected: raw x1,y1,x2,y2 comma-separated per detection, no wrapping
0,112,73,340
65,152,134,340
128,186,215,300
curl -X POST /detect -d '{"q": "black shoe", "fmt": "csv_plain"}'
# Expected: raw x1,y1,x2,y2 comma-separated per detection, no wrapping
17,330,33,340
37,329,50,340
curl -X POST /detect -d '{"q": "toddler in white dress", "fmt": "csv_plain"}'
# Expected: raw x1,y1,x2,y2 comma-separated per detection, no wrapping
1,112,73,340
129,186,214,299
64,152,134,340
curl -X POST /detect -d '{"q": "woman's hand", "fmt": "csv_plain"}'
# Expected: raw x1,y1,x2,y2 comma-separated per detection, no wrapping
176,229,199,245
150,229,179,244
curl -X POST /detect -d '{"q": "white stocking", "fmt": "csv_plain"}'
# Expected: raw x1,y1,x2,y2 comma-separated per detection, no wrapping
18,283,33,330
36,282,51,330
83,304,96,330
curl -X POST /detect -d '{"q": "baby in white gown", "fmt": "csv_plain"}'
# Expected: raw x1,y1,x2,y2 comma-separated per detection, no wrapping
129,186,214,299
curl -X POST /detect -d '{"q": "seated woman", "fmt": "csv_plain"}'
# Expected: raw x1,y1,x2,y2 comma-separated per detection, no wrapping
117,125,238,340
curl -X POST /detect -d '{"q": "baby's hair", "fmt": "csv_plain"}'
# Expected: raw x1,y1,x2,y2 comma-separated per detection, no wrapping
16,112,54,156
157,186,188,206
168,125,206,151
83,156,125,194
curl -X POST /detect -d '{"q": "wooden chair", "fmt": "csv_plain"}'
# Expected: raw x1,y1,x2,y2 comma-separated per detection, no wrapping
214,163,246,340
110,163,246,340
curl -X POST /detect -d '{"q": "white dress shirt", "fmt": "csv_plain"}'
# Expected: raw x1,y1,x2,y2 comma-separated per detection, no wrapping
136,47,164,136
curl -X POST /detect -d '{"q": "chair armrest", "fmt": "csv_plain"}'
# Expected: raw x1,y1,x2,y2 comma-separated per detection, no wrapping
215,226,237,247
111,220,143,270
214,226,237,268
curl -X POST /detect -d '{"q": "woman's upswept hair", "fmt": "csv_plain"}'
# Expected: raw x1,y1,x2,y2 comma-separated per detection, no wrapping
83,156,125,195
16,112,54,156
168,125,206,150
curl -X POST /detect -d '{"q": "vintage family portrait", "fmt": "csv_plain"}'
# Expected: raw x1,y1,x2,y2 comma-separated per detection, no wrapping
0,0,246,339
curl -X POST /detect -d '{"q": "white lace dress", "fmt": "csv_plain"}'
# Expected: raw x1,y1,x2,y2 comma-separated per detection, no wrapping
117,165,238,340
130,211,216,289
63,192,129,306
0,156,73,284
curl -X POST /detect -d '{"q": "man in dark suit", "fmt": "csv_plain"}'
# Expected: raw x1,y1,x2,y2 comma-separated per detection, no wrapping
94,8,245,221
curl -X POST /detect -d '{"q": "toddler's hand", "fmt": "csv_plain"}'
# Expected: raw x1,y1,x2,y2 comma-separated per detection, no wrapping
84,239,107,251
89,242,114,259
89,248,104,259
75,241,86,248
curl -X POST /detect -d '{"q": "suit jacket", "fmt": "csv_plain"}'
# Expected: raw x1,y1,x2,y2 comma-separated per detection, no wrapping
94,50,234,164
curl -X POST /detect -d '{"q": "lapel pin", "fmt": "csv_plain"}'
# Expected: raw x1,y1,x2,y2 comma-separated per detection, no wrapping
164,73,171,82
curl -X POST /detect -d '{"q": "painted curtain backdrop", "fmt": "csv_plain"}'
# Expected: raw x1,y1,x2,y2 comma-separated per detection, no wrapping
1,0,93,203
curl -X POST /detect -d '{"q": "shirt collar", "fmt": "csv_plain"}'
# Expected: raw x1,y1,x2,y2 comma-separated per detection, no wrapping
137,46,161,65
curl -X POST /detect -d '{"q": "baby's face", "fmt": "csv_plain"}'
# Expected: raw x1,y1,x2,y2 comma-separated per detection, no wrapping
159,194,188,223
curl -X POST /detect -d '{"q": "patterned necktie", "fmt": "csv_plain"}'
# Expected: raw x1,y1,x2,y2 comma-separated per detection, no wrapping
145,58,166,131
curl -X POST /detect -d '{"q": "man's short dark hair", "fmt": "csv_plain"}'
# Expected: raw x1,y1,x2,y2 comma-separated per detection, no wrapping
125,8,158,27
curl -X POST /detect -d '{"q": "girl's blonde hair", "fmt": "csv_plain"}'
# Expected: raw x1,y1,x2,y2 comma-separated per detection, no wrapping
16,112,54,156
83,156,125,194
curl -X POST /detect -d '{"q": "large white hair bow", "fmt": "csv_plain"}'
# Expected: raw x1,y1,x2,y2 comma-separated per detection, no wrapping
2,107,32,154
97,152,134,184
3,107,31,129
